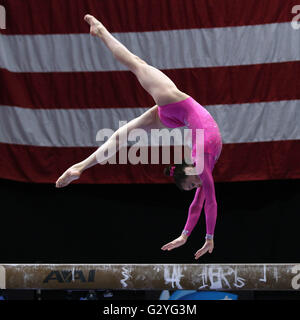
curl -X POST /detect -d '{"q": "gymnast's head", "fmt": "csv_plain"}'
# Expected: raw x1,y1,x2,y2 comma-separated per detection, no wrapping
164,162,202,191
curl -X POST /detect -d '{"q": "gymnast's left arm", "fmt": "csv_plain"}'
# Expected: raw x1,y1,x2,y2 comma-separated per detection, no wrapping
194,153,217,259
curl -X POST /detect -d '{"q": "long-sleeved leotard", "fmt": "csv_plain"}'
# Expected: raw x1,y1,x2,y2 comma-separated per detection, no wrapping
183,152,217,236
157,97,222,237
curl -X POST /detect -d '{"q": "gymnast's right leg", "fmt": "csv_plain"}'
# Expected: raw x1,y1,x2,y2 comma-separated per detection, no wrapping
55,104,162,188
84,14,189,106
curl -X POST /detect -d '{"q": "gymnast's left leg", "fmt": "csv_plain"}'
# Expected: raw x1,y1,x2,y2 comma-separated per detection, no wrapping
83,14,189,106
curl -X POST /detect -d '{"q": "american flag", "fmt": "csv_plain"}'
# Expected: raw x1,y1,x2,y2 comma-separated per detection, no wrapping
0,0,299,184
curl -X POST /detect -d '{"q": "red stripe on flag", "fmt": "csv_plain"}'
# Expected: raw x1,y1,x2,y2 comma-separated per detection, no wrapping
1,0,298,35
1,61,299,109
0,141,299,184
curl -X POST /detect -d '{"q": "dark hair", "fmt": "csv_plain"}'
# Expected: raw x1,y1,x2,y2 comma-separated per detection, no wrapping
163,160,192,190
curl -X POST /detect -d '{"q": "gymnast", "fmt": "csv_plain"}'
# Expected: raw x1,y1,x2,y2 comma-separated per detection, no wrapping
56,15,223,259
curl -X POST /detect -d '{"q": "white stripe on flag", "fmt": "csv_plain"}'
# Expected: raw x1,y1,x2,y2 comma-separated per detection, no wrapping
0,100,299,147
0,23,299,72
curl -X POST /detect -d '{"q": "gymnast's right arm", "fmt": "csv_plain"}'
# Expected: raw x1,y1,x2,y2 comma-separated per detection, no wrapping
161,187,204,252
182,186,205,238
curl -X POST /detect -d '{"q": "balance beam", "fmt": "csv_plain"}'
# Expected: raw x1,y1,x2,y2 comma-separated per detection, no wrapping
0,264,299,290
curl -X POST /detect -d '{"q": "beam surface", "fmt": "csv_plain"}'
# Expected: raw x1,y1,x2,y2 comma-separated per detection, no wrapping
0,264,300,290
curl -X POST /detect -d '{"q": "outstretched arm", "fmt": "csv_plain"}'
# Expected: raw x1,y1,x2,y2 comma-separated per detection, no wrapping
182,186,205,237
183,152,217,238
200,153,217,237
194,153,217,259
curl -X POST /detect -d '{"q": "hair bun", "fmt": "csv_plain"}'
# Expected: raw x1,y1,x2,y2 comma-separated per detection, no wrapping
163,166,171,176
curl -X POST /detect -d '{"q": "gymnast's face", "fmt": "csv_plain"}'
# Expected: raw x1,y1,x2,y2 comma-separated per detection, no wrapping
181,167,202,191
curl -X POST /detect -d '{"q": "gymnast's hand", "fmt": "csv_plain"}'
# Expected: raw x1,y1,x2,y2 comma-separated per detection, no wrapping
161,235,187,251
194,239,214,259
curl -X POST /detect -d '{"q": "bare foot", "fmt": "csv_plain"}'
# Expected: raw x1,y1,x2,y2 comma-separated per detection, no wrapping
84,14,104,36
55,165,82,188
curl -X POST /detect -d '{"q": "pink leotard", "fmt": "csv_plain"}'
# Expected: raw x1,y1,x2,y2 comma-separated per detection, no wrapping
157,97,222,237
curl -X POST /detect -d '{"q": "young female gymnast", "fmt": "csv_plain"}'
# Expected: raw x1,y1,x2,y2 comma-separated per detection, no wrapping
55,15,223,259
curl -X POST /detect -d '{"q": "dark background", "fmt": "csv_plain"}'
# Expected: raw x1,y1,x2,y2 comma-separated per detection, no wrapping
1,177,299,264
